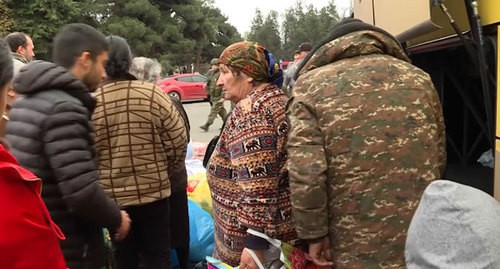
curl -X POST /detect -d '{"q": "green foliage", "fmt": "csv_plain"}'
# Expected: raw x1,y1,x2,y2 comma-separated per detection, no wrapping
99,0,163,57
6,0,336,73
248,0,340,61
7,0,80,59
6,0,241,74
0,1,13,35
248,10,282,59
281,0,340,60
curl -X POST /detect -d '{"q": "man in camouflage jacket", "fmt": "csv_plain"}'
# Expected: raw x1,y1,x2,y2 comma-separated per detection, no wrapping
200,58,227,131
286,18,446,268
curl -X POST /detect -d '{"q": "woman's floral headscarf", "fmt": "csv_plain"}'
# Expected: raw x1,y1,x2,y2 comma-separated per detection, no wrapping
219,41,283,87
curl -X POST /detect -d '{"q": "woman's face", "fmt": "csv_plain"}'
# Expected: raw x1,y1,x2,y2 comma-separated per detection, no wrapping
217,64,253,103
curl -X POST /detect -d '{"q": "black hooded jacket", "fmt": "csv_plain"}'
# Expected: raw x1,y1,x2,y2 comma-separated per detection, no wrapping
6,61,121,269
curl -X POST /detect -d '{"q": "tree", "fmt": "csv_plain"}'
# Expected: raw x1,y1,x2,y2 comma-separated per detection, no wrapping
7,0,79,59
100,0,163,57
6,0,242,73
169,0,241,70
0,1,13,35
248,10,282,59
72,0,113,27
280,0,340,60
201,9,242,65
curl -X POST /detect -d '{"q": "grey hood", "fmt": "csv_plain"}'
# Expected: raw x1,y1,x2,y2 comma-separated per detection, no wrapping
406,180,500,268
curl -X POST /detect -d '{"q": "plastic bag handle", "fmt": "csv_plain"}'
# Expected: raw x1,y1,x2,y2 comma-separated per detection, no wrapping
246,249,265,269
246,228,282,248
246,228,286,266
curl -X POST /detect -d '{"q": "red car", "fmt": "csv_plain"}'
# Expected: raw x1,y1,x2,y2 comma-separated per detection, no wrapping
157,73,208,101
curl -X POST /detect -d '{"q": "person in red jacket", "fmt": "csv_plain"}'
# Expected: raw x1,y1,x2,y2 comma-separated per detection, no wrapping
0,38,67,268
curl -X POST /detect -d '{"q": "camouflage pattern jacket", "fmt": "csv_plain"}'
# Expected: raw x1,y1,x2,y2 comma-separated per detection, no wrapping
206,68,223,102
286,30,446,268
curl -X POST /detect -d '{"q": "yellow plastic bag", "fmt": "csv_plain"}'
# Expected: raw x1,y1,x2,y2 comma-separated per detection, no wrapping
187,172,212,214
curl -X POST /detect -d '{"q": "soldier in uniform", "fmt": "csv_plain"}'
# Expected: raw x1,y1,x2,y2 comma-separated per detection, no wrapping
286,18,446,268
200,58,227,131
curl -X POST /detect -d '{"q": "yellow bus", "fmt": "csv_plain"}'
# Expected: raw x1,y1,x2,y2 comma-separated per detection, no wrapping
354,0,500,198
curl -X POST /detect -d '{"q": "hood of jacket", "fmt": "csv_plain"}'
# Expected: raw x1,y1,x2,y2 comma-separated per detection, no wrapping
13,60,96,112
405,180,500,268
297,29,410,79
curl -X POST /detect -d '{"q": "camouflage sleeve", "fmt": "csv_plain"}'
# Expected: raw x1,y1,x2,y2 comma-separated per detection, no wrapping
286,94,329,240
205,70,214,94
211,73,223,100
428,82,447,174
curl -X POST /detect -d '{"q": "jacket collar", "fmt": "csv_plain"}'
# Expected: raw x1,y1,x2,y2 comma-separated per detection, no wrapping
297,30,410,78
11,52,29,64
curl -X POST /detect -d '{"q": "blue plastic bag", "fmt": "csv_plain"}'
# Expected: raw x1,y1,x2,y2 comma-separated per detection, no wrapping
189,199,215,262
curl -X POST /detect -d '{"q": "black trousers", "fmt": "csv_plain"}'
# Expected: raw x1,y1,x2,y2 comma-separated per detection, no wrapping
170,191,189,269
113,198,171,269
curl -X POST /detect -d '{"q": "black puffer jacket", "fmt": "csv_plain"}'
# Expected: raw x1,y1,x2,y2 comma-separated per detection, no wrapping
6,61,122,269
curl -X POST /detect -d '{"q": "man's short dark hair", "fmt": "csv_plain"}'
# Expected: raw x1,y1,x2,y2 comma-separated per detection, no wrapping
4,32,28,53
0,39,13,88
53,23,108,69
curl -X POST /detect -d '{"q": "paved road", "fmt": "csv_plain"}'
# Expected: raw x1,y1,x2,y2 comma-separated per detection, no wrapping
183,101,231,143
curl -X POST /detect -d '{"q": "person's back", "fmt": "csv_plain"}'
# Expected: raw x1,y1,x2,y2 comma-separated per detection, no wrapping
287,19,446,268
130,55,191,269
93,36,188,268
6,24,130,269
94,79,188,206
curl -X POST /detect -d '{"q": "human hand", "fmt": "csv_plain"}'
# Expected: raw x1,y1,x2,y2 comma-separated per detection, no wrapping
308,237,334,268
114,210,131,241
239,248,264,269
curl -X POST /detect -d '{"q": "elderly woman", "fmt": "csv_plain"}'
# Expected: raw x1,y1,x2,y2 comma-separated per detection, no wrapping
206,41,297,268
129,56,162,83
129,56,191,269
92,36,188,268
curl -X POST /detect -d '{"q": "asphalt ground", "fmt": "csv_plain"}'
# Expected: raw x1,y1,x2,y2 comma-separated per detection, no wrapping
183,100,231,143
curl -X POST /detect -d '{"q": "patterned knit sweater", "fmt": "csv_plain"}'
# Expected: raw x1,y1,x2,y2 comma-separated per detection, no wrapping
93,80,188,206
206,84,297,266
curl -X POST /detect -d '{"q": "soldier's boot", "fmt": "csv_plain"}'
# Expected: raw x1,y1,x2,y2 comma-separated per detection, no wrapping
200,123,209,132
